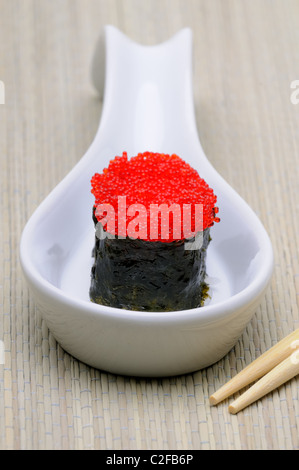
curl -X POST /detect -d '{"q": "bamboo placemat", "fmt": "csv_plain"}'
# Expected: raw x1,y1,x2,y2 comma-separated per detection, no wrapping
0,0,298,450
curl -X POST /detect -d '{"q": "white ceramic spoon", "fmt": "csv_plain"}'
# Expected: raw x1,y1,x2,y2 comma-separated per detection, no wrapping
20,26,274,377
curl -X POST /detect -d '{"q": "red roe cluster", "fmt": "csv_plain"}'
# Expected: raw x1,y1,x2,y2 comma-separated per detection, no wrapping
91,151,220,242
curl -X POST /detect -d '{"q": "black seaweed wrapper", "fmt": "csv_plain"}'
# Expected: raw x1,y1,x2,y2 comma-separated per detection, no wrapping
90,208,211,311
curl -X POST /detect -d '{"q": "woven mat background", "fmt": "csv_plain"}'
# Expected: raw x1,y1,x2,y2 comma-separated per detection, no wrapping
0,0,298,450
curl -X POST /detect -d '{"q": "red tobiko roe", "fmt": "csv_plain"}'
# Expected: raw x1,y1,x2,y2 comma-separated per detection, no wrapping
91,151,220,242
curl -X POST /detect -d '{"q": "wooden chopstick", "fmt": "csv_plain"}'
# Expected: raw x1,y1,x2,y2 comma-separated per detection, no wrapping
209,328,299,408
228,352,299,414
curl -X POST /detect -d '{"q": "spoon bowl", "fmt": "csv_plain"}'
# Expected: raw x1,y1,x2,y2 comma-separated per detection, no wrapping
20,26,274,377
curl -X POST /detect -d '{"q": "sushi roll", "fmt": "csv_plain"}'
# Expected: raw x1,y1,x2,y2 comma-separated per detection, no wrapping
89,151,220,312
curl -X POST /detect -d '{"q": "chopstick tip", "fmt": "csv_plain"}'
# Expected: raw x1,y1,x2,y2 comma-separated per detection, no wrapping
228,403,238,414
209,395,218,406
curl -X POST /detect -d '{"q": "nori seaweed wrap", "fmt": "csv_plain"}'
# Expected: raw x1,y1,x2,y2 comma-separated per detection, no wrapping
89,152,220,312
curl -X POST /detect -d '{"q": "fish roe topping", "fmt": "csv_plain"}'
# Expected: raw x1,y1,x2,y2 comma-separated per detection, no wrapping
91,151,220,242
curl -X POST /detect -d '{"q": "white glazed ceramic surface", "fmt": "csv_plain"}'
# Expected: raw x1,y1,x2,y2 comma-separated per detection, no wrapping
20,26,274,377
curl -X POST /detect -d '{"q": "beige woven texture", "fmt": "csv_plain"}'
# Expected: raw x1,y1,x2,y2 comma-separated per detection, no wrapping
0,0,298,450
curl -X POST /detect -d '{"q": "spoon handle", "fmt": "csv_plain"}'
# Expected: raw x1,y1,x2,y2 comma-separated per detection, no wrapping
91,26,201,159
